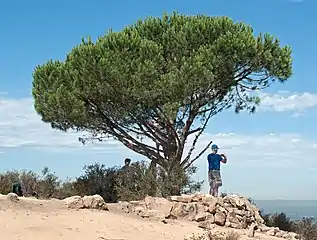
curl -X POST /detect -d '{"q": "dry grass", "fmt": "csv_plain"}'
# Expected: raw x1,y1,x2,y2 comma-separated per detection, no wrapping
186,230,240,240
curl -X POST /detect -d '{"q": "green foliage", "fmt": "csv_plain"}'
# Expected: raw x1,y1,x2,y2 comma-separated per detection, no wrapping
260,211,317,240
32,12,293,175
115,161,157,201
262,212,294,231
115,161,203,201
0,168,69,199
73,163,119,202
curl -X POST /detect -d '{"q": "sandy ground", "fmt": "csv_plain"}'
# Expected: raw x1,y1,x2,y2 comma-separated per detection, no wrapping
0,196,282,240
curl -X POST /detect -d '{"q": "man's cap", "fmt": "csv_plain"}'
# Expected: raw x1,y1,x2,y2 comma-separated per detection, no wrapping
211,144,219,150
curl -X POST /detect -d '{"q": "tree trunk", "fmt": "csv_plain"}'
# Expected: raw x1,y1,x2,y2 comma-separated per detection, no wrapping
164,159,183,196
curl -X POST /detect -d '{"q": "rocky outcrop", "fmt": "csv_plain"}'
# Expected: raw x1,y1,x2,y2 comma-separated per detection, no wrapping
63,194,108,211
119,193,298,239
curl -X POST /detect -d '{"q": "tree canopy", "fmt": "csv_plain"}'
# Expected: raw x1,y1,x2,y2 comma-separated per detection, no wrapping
32,13,292,172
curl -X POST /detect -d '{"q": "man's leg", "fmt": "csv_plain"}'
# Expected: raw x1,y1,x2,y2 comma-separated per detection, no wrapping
213,171,222,197
213,185,219,197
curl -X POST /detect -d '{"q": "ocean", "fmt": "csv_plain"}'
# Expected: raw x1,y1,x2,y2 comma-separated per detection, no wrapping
254,200,317,220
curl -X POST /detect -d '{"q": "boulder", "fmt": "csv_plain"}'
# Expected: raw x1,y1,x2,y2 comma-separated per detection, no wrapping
214,212,226,226
118,201,130,213
195,212,214,222
198,220,215,230
227,211,242,229
224,194,246,210
82,195,108,211
63,196,84,209
144,196,173,218
170,202,200,220
138,209,167,223
7,193,19,202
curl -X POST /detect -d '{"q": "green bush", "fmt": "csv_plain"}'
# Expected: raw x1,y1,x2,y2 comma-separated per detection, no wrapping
115,161,203,201
73,163,119,203
262,212,294,231
0,161,203,202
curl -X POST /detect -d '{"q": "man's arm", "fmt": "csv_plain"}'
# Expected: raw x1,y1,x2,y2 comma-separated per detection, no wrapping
220,154,227,163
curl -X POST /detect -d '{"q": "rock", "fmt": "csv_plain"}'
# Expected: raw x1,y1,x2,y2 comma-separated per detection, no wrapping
234,209,246,216
207,204,217,214
170,194,193,203
227,212,242,229
202,195,217,206
195,212,213,222
283,232,297,239
275,231,285,238
127,200,145,213
63,196,84,209
216,197,224,207
259,225,270,233
138,209,167,223
82,195,108,210
266,227,280,236
116,193,270,232
144,196,173,218
225,220,231,227
7,193,19,202
216,206,228,214
248,222,258,237
118,201,130,213
214,212,226,226
198,220,215,230
134,206,146,214
192,193,205,202
170,202,203,221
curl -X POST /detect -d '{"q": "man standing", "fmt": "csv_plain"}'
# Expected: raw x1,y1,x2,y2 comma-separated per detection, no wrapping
207,144,227,197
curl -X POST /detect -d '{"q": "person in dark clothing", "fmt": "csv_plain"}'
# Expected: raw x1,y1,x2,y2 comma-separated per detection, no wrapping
121,158,131,171
207,144,227,197
12,182,23,197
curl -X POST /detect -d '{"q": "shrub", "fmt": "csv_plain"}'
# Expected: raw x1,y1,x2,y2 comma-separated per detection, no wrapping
292,218,317,240
115,161,203,201
36,167,61,199
73,163,119,203
262,212,294,231
0,161,203,202
115,161,157,201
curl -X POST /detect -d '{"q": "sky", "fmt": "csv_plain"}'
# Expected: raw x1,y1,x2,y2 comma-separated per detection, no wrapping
1,0,317,200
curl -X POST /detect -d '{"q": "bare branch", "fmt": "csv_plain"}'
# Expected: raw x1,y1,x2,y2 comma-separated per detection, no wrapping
184,140,213,169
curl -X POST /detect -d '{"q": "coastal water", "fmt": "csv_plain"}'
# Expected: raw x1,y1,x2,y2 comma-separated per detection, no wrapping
254,200,317,220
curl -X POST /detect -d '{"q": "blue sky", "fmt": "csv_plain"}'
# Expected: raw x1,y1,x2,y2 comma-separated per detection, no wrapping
1,0,317,200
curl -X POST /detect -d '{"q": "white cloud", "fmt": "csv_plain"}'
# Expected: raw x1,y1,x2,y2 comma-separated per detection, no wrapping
1,93,317,154
257,91,317,114
0,97,117,151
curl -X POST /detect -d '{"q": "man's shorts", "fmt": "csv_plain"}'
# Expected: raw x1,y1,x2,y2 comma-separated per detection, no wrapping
208,170,222,188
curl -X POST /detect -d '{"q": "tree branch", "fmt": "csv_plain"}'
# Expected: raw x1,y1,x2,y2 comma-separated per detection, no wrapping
183,140,213,170
82,97,168,167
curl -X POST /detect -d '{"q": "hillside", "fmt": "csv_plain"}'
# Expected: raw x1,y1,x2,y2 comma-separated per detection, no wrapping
0,193,297,240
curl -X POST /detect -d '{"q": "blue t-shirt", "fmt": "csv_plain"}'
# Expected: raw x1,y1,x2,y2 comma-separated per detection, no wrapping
207,153,223,170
